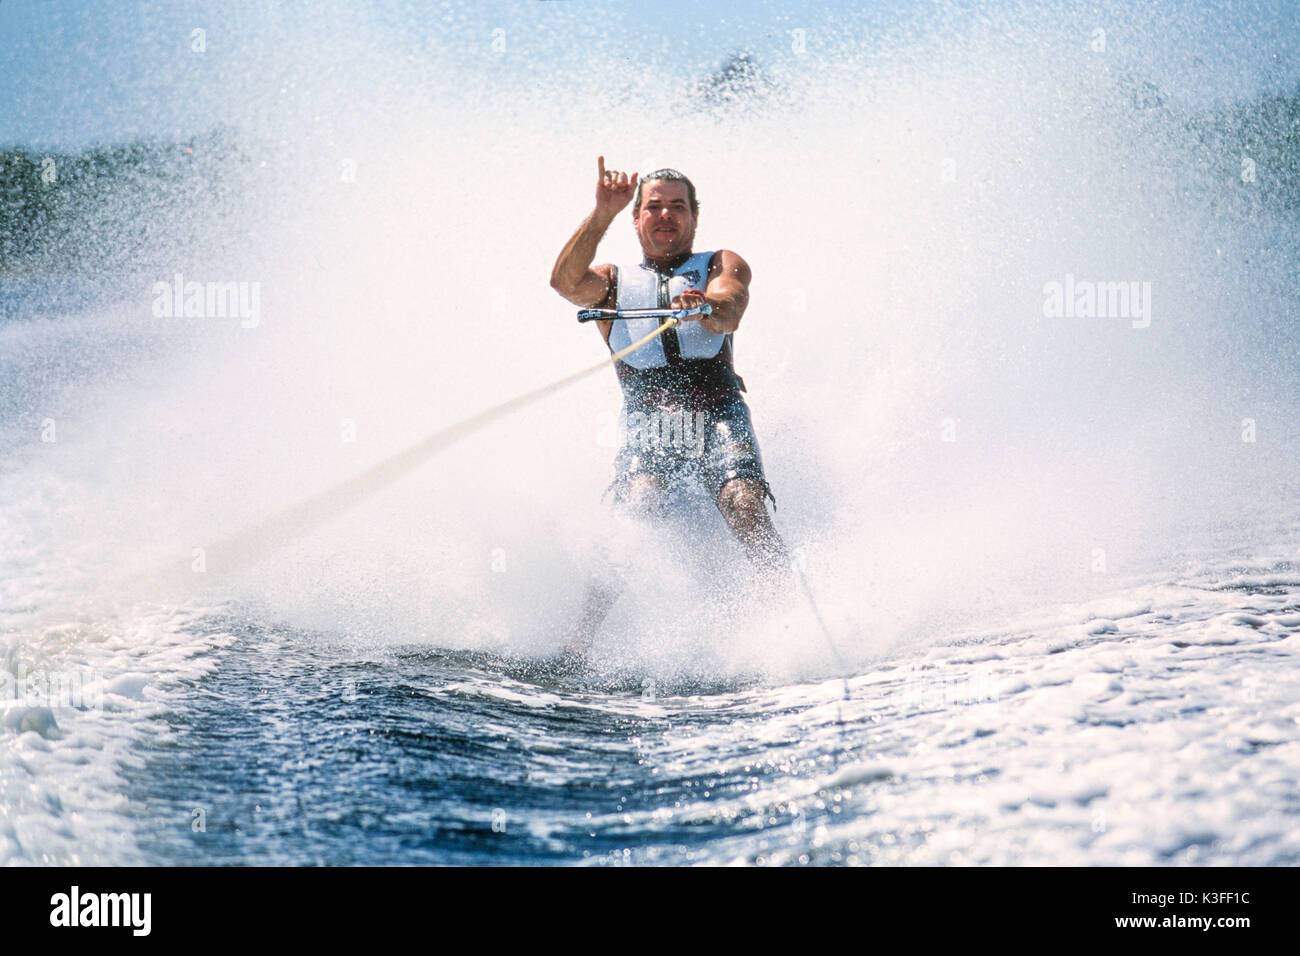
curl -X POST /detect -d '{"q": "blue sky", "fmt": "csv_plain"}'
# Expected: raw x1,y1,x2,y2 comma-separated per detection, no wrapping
2,0,1297,148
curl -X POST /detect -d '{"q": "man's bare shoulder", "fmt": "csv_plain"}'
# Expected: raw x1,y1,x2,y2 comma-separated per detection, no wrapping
709,249,752,283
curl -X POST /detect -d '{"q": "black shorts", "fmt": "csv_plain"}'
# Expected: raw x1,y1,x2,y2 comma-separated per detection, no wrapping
606,392,775,507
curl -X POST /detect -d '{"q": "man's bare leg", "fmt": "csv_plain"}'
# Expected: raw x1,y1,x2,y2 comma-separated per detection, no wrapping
717,478,788,579
562,474,667,658
562,579,620,659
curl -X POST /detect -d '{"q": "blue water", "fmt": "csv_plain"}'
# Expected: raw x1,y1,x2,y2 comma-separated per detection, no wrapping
111,555,1300,867
127,618,805,866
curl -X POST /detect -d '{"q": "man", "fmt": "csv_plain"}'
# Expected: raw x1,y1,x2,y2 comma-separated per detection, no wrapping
550,156,787,655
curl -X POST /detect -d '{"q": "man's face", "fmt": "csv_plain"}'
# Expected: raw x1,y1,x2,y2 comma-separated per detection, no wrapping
634,180,696,259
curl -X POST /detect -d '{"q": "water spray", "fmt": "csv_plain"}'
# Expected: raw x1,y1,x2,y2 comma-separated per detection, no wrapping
118,307,709,603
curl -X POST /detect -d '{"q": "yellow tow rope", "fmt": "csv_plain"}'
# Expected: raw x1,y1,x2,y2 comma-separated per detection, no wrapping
124,318,680,600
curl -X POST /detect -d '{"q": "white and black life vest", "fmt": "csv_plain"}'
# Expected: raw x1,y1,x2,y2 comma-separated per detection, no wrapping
607,251,743,407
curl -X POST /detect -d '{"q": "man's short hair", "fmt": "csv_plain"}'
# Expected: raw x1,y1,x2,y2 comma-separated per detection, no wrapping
633,168,699,217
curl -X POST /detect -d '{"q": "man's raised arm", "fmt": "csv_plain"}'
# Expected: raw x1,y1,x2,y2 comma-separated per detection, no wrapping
550,156,637,307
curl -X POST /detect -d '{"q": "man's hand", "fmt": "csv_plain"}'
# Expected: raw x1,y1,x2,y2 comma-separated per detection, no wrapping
670,288,707,321
595,156,638,216
552,156,630,310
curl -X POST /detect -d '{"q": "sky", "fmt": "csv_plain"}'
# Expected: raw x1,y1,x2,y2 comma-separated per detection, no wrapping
1,0,1298,149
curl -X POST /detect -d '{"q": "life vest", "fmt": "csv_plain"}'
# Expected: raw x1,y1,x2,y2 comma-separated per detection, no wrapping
607,251,743,407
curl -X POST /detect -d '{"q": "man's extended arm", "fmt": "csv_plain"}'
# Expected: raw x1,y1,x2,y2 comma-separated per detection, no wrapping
675,249,751,334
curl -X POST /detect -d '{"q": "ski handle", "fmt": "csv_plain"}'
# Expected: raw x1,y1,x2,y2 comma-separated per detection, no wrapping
576,304,712,323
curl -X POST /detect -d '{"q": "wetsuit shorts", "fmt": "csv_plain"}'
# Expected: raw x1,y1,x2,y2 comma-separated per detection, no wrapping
606,392,775,507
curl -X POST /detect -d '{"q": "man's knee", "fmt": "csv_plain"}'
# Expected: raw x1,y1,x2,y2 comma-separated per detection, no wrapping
717,478,769,529
619,474,667,518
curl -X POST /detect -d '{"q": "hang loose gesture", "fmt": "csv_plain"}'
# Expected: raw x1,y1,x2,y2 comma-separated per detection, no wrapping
595,155,638,215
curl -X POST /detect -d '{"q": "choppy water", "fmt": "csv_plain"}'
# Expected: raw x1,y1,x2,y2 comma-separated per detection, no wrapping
3,0,1299,865
11,542,1290,867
